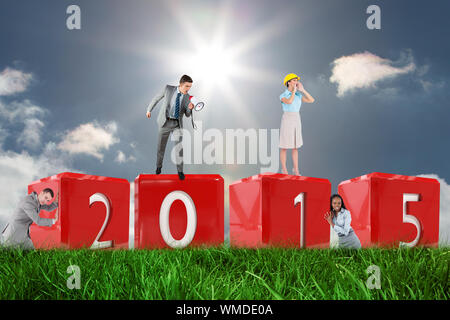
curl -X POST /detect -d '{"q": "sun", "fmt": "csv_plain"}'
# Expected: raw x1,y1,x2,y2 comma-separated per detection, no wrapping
190,44,236,85
185,42,239,96
145,1,294,125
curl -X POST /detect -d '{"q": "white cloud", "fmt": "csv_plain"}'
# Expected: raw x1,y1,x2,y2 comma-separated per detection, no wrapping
115,150,136,164
329,50,416,97
0,99,48,150
115,150,126,163
0,99,47,122
419,79,446,92
57,121,119,161
417,174,450,246
0,67,33,96
17,118,45,150
0,143,77,225
0,125,6,148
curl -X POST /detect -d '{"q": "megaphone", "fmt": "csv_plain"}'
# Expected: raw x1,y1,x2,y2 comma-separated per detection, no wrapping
189,96,205,129
189,96,205,111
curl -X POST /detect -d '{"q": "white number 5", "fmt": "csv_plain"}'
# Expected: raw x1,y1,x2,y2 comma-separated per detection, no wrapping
89,193,113,249
400,193,421,248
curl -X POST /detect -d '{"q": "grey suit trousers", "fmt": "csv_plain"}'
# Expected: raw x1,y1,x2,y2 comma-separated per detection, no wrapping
157,118,184,172
0,233,35,250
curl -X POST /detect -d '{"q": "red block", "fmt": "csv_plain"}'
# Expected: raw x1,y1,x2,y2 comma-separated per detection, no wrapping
134,174,224,248
338,172,440,247
230,173,331,248
28,172,130,249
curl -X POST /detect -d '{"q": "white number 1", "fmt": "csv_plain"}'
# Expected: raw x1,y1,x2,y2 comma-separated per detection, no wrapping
89,193,113,249
294,193,305,248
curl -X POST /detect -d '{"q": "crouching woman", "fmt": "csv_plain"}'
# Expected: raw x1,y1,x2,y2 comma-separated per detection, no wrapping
324,194,361,249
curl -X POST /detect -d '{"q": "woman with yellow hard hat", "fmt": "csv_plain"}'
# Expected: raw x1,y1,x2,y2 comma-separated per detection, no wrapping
279,73,315,175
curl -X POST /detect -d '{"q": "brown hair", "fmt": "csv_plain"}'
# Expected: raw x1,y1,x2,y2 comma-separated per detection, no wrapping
330,194,347,217
179,75,193,84
42,188,54,198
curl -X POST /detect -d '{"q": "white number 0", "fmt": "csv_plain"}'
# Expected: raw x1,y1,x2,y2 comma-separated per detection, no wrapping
89,193,113,249
159,190,197,249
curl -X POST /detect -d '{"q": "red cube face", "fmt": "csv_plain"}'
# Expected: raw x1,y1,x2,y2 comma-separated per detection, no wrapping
29,172,130,249
230,173,331,248
338,172,440,247
134,174,224,248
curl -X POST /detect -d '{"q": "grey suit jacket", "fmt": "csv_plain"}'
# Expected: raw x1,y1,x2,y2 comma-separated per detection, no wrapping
1,192,57,246
147,85,192,129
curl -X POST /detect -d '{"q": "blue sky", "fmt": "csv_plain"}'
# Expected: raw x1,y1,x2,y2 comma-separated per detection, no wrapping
1,0,449,243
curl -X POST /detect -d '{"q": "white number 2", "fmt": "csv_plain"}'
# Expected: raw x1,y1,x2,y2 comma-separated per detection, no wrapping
294,193,305,248
400,193,421,248
89,193,113,249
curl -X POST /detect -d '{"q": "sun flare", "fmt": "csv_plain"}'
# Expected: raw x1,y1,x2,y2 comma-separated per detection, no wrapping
190,44,237,85
146,1,293,125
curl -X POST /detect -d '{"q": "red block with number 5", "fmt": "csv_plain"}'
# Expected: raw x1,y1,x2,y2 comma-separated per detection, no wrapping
134,174,224,248
28,172,130,249
338,172,440,247
230,173,331,248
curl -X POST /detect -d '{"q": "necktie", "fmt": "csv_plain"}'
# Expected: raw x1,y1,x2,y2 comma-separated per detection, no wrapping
174,92,181,119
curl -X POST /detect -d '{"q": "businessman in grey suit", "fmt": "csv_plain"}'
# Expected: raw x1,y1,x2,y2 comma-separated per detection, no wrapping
1,188,58,250
146,75,195,180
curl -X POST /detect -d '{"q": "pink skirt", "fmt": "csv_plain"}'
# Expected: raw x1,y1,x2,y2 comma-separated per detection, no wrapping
279,111,303,149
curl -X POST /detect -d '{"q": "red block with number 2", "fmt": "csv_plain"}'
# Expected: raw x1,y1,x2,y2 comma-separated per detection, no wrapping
28,172,130,249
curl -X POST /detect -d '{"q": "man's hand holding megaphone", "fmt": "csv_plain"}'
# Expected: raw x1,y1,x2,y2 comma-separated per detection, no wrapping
146,96,201,119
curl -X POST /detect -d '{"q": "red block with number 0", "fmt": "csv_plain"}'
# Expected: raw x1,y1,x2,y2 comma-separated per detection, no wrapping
28,172,130,249
230,173,331,248
134,174,224,248
338,172,440,247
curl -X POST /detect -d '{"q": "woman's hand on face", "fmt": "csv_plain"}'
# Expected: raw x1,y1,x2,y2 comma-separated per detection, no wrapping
297,82,305,92
292,83,297,93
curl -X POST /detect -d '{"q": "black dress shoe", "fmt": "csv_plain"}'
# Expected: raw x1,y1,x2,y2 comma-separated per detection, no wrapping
178,171,185,180
156,167,162,174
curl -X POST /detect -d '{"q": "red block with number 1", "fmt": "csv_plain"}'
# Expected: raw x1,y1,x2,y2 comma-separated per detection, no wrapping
230,173,331,248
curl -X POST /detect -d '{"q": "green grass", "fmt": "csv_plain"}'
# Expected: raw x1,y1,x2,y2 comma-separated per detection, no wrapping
0,246,448,300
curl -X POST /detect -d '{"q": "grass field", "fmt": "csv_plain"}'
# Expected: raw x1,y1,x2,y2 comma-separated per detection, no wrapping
0,246,448,300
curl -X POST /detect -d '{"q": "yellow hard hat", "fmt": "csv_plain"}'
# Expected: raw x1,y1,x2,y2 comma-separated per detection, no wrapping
283,73,300,86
